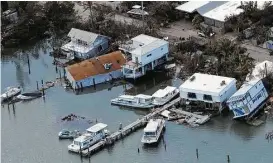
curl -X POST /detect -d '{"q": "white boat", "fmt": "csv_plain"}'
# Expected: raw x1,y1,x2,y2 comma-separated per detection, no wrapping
141,119,165,145
152,86,179,106
68,123,109,153
111,94,154,109
1,87,21,102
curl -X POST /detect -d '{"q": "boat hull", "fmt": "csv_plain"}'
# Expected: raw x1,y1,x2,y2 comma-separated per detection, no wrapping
111,100,154,109
1,88,21,102
141,120,165,145
17,92,42,100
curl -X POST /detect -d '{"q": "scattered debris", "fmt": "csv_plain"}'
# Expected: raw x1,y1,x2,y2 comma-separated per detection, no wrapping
61,114,93,124
265,130,273,141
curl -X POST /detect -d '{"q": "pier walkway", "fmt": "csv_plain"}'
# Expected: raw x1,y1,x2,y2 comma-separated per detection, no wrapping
80,97,181,157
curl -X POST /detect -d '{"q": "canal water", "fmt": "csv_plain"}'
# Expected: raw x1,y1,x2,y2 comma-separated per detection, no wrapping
1,40,273,163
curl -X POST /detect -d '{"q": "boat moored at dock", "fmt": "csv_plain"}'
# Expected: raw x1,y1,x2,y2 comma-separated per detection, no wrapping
68,123,108,153
16,91,43,100
111,94,154,109
152,86,179,106
1,87,21,102
141,119,165,145
58,129,81,139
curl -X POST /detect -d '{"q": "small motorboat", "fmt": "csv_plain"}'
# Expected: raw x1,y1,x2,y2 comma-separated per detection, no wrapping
1,87,21,102
16,91,43,100
58,129,81,139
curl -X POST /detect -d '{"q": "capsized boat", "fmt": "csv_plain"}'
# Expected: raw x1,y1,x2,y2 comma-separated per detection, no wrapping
141,119,165,145
111,94,154,109
152,86,179,106
68,123,109,153
16,91,43,100
58,129,81,139
1,87,21,102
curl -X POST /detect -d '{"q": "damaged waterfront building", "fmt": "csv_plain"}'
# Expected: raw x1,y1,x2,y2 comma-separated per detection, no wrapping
227,79,269,120
119,34,169,79
179,73,237,112
65,51,126,89
61,28,110,60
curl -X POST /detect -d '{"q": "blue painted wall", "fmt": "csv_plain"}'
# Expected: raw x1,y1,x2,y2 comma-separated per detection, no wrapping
75,36,110,59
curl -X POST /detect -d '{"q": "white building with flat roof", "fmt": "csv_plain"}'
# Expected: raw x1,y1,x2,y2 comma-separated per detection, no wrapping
176,1,272,28
179,73,237,111
227,79,268,119
175,1,210,13
120,34,169,79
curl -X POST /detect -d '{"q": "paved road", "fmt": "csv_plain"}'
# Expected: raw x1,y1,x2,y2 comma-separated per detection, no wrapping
241,43,273,62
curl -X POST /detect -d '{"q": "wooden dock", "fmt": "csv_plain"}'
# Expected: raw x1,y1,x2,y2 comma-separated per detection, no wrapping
80,97,181,157
170,108,210,125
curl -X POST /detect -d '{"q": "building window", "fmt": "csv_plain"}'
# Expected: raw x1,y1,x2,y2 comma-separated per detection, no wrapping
203,94,212,101
187,92,196,99
147,54,152,57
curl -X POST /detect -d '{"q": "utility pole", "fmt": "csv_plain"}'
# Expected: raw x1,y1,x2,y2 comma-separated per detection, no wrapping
141,1,144,33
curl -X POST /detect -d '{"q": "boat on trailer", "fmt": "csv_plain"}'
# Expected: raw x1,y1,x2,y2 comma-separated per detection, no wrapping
1,87,21,102
68,123,109,153
141,119,165,145
111,94,154,109
152,86,179,106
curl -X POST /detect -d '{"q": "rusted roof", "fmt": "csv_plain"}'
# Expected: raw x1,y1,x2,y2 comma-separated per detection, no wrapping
67,51,126,81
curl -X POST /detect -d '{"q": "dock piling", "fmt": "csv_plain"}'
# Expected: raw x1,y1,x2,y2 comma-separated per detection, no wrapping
138,148,139,153
164,143,166,151
196,148,199,159
63,67,66,78
80,82,83,92
36,81,39,90
59,70,62,81
119,123,122,130
93,78,96,89
227,155,230,162
55,62,58,73
27,54,31,74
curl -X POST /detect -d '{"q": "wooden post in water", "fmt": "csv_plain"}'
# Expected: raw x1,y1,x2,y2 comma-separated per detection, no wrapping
196,148,199,159
80,146,82,158
36,81,39,90
55,64,58,74
59,70,62,80
27,54,31,74
227,155,230,163
93,78,96,89
63,67,66,79
80,82,83,92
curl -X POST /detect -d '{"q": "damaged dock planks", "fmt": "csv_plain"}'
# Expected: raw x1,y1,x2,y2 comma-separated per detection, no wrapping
80,97,181,157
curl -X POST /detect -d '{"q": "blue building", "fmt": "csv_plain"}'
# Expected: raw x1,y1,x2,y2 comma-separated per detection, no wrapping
227,80,269,120
65,51,126,89
61,28,110,60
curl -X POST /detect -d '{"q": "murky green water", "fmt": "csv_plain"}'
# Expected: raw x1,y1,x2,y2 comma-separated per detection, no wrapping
1,40,273,163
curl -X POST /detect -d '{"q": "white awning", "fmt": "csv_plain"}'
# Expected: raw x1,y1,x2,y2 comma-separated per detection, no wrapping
86,123,107,133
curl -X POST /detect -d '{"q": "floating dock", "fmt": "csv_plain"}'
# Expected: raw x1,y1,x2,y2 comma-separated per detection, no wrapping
80,97,181,157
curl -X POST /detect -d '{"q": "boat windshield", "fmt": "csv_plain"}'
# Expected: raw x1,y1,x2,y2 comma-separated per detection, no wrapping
144,132,156,136
73,141,81,146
